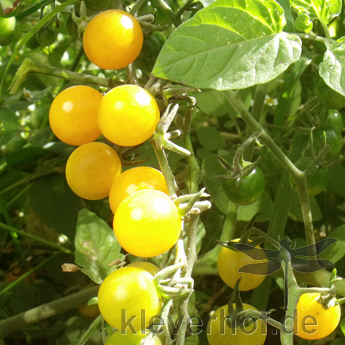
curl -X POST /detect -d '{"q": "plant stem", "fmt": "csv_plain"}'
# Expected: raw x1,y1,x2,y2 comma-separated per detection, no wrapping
0,286,99,338
0,222,73,255
151,0,180,27
223,91,316,246
75,314,103,345
9,58,119,95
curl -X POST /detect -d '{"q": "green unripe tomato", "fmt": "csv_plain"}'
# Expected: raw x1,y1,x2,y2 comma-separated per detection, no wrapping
84,0,112,12
223,162,265,206
327,109,344,133
315,79,345,110
37,27,56,46
314,125,343,158
26,34,40,49
0,16,16,46
294,14,313,33
289,157,329,196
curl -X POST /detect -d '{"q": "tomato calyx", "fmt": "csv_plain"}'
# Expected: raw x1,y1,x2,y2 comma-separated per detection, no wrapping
152,103,192,156
153,262,194,300
174,187,211,216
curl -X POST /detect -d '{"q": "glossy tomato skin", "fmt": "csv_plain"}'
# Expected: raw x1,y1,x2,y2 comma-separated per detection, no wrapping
217,240,267,291
113,190,181,258
66,142,122,200
126,261,160,276
327,109,344,133
294,293,341,340
98,266,162,331
109,167,168,214
98,85,160,146
0,16,16,46
223,164,265,206
207,304,267,345
105,331,162,345
37,27,56,46
83,10,143,70
49,85,102,146
314,125,343,159
289,157,329,196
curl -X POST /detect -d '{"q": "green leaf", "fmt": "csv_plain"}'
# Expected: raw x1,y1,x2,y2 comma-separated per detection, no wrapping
153,0,301,90
340,317,345,336
29,174,83,242
289,194,322,221
7,147,49,170
197,127,226,151
290,0,341,24
319,225,345,263
319,37,345,97
75,209,124,284
0,109,20,146
327,162,345,199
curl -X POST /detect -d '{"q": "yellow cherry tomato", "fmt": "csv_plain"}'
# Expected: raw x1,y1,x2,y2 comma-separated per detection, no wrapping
294,293,341,340
98,266,162,331
49,85,102,146
109,167,168,214
126,261,160,276
98,85,160,147
207,304,267,345
113,190,181,258
217,239,267,291
105,331,162,345
66,142,122,200
83,10,143,70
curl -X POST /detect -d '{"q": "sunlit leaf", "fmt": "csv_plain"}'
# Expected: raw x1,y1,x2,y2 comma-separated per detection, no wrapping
319,37,345,96
153,0,301,90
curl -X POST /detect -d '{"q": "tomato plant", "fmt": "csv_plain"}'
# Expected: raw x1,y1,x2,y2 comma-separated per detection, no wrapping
98,266,162,331
217,239,267,291
49,85,102,146
83,9,143,70
294,293,341,340
113,190,181,258
97,85,160,146
84,0,112,12
207,304,267,345
289,157,329,196
109,166,168,213
0,16,16,46
65,142,122,200
223,163,265,206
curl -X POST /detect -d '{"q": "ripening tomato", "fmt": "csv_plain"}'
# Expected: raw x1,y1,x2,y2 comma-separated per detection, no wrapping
98,266,162,331
83,10,143,70
109,167,168,214
98,85,160,146
207,304,267,345
294,293,341,340
65,142,122,200
49,85,102,146
113,190,181,258
217,239,267,291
